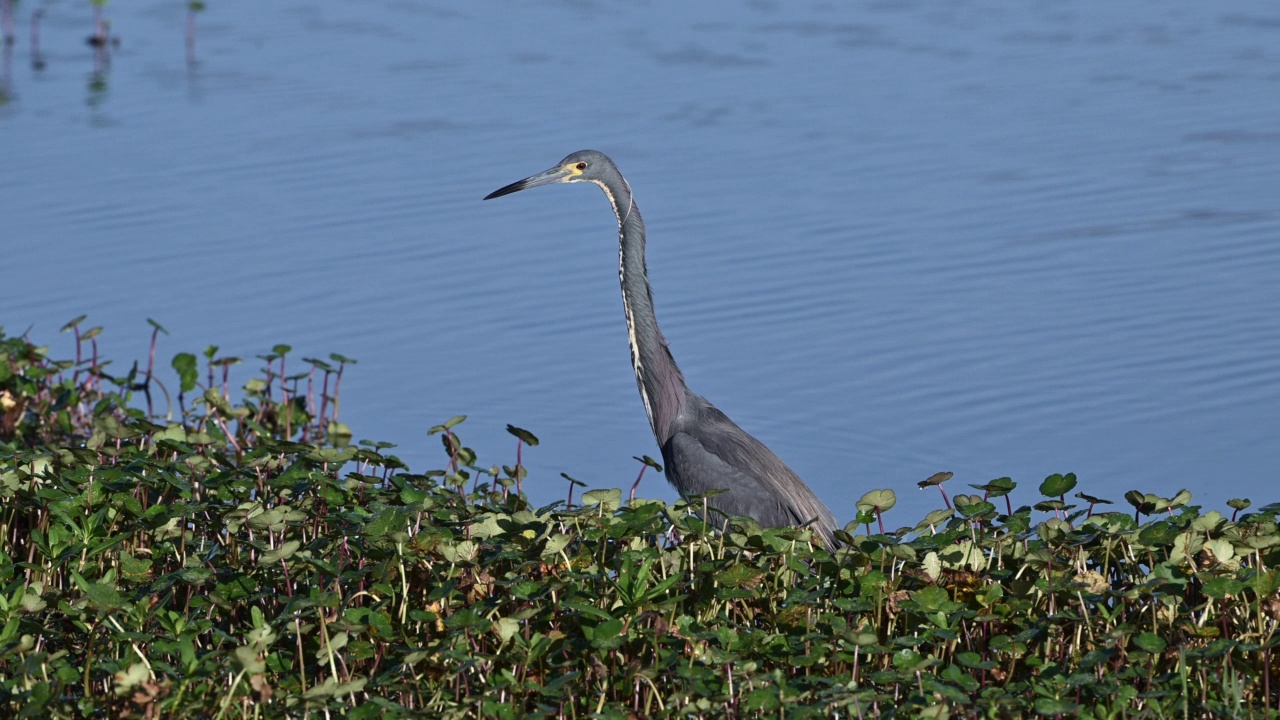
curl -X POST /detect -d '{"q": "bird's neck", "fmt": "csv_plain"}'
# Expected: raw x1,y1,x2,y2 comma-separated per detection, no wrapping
594,177,687,444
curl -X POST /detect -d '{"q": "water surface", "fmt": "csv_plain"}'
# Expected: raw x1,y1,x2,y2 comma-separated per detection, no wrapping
3,1,1278,522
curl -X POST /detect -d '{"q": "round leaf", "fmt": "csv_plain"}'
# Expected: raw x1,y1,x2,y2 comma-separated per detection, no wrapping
1039,473,1077,498
917,471,953,488
856,489,896,514
506,425,540,446
1132,632,1167,654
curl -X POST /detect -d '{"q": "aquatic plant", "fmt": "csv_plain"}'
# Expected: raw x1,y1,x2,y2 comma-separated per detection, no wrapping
0,322,1276,718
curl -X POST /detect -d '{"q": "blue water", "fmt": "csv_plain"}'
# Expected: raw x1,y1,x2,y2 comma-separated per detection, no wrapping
3,1,1278,524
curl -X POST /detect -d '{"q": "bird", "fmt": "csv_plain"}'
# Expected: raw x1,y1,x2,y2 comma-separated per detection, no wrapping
484,150,838,549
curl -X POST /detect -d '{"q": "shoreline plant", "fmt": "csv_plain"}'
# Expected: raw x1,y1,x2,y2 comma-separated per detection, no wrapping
0,321,1277,718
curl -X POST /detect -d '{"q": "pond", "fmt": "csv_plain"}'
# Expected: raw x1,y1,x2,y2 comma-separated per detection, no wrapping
3,0,1278,522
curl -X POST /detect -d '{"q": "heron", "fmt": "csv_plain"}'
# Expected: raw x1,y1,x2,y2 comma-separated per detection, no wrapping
484,150,838,549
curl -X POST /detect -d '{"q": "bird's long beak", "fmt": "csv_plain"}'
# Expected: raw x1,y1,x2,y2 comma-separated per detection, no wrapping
483,165,572,200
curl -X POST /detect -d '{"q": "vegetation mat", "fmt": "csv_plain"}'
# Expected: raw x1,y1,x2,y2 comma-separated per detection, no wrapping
1,321,1277,718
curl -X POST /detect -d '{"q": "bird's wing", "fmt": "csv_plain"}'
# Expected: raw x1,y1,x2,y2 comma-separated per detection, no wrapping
664,409,837,548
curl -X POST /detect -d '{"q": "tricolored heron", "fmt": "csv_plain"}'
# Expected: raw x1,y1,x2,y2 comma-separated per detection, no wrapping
485,150,838,549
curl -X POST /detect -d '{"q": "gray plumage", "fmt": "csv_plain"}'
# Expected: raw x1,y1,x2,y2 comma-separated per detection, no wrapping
485,150,838,549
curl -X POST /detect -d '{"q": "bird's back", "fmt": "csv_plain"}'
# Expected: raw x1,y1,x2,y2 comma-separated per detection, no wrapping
660,393,838,549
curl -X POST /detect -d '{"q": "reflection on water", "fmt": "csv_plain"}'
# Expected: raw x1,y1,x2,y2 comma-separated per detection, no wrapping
0,0,1277,523
29,9,45,71
0,42,10,108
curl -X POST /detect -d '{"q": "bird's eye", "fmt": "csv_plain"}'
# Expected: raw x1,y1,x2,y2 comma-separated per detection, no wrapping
575,162,587,170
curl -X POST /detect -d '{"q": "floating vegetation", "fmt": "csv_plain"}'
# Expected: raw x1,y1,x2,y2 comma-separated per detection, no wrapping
0,322,1277,718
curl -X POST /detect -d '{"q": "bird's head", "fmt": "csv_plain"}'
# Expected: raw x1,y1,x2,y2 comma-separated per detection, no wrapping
484,149,617,200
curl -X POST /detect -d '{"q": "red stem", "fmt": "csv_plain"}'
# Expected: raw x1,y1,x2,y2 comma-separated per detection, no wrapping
630,466,647,506
514,439,524,497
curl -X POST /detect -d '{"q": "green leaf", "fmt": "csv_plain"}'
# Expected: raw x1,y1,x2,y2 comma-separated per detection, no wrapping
562,601,614,623
308,447,354,464
61,315,88,332
542,533,572,558
744,687,782,712
316,631,349,665
581,488,622,512
469,513,507,539
1125,491,1167,516
714,564,765,590
1169,531,1203,565
1137,520,1176,546
969,476,1016,496
1253,570,1280,596
427,415,467,434
112,663,150,696
118,551,153,581
1124,490,1150,512
399,486,433,508
1203,538,1234,564
1073,491,1112,505
917,471,952,488
1034,698,1078,715
892,648,933,671
439,540,478,563
1201,577,1245,599
505,425,539,446
922,551,942,582
586,617,624,648
259,540,301,566
233,645,266,674
364,508,404,538
152,424,188,445
19,589,47,614
493,617,521,643
914,508,955,532
71,570,124,610
911,586,952,612
1132,632,1167,654
955,651,997,670
856,489,896,513
302,677,338,699
954,497,997,519
539,671,581,698
633,455,663,471
303,357,335,372
560,473,586,487
1241,534,1280,551
847,626,879,646
1038,473,1077,498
